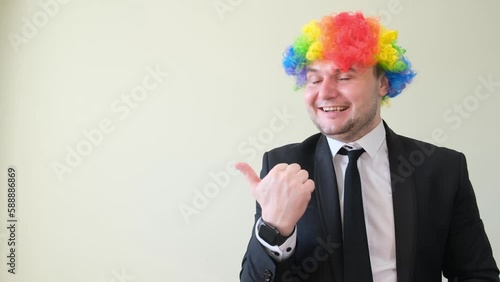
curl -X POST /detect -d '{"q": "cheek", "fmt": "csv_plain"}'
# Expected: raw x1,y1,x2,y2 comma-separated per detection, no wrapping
342,95,367,114
303,89,315,106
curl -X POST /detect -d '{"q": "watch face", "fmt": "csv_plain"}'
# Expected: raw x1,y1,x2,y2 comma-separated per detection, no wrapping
259,223,279,245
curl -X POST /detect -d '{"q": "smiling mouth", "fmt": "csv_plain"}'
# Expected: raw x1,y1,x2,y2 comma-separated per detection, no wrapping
321,106,348,112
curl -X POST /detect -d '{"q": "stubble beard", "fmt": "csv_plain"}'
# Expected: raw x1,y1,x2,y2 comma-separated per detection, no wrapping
310,100,380,143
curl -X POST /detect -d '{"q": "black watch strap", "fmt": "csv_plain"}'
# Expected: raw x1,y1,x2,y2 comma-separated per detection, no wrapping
258,219,292,246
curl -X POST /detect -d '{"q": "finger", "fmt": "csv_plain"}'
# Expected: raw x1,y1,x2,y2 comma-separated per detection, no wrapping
268,163,289,179
285,163,301,173
234,162,261,188
296,169,310,183
270,163,288,172
303,179,315,192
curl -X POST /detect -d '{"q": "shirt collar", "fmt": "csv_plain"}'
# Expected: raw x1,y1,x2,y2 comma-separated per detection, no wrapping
326,120,386,158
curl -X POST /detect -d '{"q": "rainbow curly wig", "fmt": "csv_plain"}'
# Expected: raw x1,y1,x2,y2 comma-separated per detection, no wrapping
282,12,416,102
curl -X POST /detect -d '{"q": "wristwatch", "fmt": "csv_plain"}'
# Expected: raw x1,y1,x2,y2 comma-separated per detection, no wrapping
257,219,291,246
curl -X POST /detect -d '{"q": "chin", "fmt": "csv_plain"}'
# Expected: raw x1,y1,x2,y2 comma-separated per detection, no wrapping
318,121,354,137
318,126,344,136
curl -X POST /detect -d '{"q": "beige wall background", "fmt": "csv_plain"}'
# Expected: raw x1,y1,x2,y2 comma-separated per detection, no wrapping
0,0,499,281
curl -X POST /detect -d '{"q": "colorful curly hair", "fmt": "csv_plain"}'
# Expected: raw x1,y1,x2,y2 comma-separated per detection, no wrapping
282,12,416,102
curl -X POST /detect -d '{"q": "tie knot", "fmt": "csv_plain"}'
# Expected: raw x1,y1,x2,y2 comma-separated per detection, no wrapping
338,147,365,161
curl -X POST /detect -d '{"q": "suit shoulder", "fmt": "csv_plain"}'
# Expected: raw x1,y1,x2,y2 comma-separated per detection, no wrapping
266,133,322,161
395,133,465,160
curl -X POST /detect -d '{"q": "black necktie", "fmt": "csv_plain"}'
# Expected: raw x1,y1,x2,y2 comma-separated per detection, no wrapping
339,147,373,282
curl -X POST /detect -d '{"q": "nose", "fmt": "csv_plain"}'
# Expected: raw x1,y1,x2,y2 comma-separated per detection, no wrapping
318,76,339,99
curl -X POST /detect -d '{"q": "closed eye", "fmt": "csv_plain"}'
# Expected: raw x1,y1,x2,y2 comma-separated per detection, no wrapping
306,76,323,85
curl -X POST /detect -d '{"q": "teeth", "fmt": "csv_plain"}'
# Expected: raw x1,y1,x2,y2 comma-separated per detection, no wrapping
323,106,347,112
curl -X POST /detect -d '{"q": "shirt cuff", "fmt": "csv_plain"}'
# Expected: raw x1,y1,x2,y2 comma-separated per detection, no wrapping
254,217,297,262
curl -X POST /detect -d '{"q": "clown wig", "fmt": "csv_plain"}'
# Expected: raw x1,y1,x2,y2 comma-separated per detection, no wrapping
282,12,416,102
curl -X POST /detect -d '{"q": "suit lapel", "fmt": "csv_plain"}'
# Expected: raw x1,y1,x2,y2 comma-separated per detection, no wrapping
384,122,417,282
314,135,344,281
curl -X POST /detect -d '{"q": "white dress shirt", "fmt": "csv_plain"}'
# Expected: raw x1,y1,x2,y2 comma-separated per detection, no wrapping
256,120,396,282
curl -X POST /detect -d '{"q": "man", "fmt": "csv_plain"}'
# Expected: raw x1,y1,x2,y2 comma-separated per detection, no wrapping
236,11,499,282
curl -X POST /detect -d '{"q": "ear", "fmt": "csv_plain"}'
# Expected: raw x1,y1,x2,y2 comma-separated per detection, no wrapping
378,75,389,98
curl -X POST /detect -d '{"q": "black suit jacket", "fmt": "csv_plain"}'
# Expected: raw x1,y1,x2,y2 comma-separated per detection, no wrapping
240,122,499,282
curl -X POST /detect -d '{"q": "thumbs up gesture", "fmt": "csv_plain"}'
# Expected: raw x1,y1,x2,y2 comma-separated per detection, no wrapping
235,162,315,236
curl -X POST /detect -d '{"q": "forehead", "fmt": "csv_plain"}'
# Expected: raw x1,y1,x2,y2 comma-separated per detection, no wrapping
306,60,373,74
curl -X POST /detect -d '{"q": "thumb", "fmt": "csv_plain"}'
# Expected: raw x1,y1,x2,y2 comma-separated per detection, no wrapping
234,162,261,188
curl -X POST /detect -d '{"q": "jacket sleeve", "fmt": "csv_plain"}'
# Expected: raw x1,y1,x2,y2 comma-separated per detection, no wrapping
442,153,499,281
239,152,295,282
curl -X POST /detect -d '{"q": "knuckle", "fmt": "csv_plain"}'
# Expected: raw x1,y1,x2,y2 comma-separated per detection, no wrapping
288,163,301,171
305,180,315,190
272,163,286,172
276,173,287,183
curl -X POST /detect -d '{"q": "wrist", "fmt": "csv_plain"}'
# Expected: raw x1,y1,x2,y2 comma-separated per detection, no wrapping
261,217,295,237
258,218,294,246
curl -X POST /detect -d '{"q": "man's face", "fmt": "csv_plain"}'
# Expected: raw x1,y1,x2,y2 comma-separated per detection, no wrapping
304,60,388,143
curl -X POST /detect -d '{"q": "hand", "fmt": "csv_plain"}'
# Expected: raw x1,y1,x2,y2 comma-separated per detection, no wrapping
235,162,315,236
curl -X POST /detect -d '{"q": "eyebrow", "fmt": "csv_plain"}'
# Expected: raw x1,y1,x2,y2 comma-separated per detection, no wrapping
306,66,357,74
306,66,319,73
